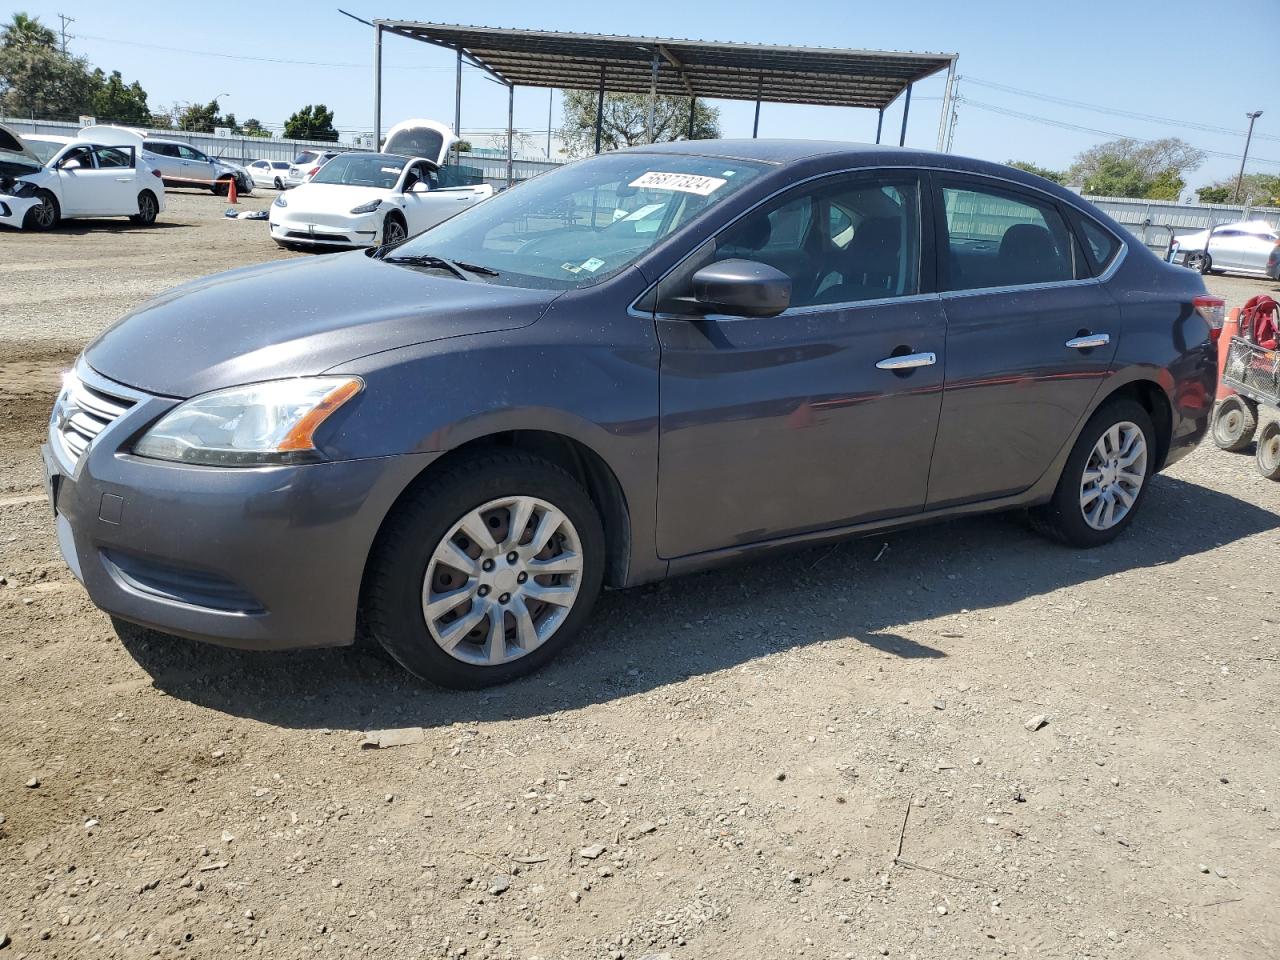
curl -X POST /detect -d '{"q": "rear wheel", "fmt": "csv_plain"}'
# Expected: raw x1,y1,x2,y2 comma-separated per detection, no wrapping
129,190,159,225
23,189,59,231
1030,398,1155,547
1185,251,1211,274
1212,395,1258,452
364,451,605,688
273,177,283,189
1256,421,1280,481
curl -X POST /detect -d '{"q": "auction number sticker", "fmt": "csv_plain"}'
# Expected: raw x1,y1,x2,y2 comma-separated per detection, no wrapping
629,171,726,195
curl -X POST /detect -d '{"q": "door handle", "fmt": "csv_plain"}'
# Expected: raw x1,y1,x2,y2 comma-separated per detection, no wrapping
115,177,132,182
876,351,937,371
1065,334,1110,350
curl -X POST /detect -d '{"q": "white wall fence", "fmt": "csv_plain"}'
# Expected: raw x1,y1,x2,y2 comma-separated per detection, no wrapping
3,117,564,187
1082,194,1280,253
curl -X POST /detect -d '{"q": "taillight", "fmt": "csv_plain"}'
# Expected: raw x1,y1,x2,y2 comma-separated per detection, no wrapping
151,169,161,179
1194,294,1226,341
307,166,320,177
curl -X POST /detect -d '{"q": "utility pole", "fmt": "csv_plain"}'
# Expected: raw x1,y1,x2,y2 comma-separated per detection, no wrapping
56,13,74,54
1233,110,1263,203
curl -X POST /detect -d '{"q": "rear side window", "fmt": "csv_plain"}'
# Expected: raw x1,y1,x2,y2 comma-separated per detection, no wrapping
941,181,1082,291
1076,215,1121,273
94,146,133,169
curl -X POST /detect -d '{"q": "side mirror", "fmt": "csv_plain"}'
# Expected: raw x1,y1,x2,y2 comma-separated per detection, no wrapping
409,181,431,194
691,259,791,318
60,157,82,170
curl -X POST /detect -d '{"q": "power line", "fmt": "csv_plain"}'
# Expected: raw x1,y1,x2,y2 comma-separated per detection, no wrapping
962,75,1280,144
958,97,1280,168
74,32,459,71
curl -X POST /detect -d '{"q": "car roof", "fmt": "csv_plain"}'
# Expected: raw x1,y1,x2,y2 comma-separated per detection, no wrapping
25,134,72,144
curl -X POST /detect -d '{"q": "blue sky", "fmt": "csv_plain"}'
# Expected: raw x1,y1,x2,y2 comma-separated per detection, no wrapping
10,0,1278,191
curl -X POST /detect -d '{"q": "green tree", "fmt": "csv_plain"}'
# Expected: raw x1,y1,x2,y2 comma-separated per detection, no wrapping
176,99,233,132
239,118,271,138
1196,173,1280,206
1143,169,1184,201
0,43,96,118
1196,186,1231,204
1068,137,1205,198
558,91,720,158
283,104,338,142
89,68,151,125
1006,160,1065,184
1,11,57,49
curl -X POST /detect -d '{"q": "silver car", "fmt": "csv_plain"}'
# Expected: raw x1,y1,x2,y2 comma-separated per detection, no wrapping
141,138,252,196
1176,220,1280,279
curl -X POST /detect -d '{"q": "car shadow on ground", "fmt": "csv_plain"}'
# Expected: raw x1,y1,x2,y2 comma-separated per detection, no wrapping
118,474,1278,731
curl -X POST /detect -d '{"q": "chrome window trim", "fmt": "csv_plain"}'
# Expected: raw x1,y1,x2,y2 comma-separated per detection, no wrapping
629,161,1130,319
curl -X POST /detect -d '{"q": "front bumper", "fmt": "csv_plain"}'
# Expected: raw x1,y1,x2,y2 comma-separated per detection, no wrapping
269,210,380,248
44,362,438,651
0,193,42,228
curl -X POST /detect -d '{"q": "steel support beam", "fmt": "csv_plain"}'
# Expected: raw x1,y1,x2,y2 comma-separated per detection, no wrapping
546,89,553,158
752,75,763,138
935,57,956,152
454,48,463,163
594,65,605,155
506,82,514,188
372,23,382,148
898,82,912,147
687,97,696,140
646,52,660,143
875,108,883,144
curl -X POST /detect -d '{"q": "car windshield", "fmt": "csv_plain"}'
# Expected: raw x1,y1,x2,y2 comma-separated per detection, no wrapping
310,153,406,189
25,139,62,165
391,152,766,289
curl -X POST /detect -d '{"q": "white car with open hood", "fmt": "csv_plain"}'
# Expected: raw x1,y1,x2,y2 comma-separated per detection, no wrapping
268,119,492,249
0,123,165,231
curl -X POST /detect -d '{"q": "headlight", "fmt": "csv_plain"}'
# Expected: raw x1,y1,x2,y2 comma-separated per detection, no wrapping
134,377,363,467
273,194,287,208
349,199,382,215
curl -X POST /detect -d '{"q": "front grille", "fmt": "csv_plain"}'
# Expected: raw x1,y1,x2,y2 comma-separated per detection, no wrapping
102,549,264,613
1223,336,1280,403
285,230,349,243
54,373,137,467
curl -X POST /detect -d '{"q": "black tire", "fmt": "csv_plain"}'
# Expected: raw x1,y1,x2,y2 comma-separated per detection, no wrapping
273,177,283,189
22,189,59,231
1185,251,1211,274
1211,395,1258,452
212,177,232,196
129,190,159,225
1029,397,1157,548
364,451,605,688
382,213,407,246
1256,421,1280,481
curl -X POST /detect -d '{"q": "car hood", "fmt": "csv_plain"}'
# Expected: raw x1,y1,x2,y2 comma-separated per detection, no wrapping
84,251,558,397
0,121,40,170
282,182,387,212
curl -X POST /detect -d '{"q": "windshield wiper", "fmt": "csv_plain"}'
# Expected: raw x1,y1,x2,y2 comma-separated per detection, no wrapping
379,251,499,279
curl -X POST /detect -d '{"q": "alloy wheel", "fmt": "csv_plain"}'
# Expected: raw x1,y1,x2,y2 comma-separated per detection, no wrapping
384,218,406,244
33,197,56,229
139,194,156,223
422,496,584,666
1079,421,1147,530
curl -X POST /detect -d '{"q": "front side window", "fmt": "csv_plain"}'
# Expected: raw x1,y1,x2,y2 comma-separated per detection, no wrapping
94,146,133,169
711,172,922,307
392,152,766,289
60,145,95,169
941,181,1081,290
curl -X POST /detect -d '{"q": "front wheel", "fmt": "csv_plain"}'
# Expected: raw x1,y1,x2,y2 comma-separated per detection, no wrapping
382,214,407,245
1030,398,1156,547
1212,395,1258,452
23,189,59,231
1185,251,1211,274
1256,421,1280,481
364,451,605,688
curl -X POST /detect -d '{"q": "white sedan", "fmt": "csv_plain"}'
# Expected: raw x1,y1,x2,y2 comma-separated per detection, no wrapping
247,159,293,189
269,153,491,250
0,123,165,231
1174,219,1280,278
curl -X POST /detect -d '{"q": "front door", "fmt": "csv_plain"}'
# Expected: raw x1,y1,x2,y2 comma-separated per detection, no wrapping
54,144,105,215
926,175,1119,509
654,170,947,558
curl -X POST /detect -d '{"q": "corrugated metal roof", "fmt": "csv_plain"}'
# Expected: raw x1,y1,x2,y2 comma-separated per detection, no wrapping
374,21,956,109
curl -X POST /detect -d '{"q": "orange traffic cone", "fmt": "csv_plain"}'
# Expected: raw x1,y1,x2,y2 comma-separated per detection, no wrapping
1216,307,1239,402
227,177,238,204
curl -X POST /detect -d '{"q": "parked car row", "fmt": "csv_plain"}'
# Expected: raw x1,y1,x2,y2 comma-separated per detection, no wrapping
1,123,165,230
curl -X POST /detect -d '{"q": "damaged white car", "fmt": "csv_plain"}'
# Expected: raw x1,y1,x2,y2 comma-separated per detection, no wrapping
269,119,492,250
0,123,165,231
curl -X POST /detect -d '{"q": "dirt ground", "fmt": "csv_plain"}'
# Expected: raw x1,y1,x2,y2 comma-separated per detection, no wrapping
1,193,1279,960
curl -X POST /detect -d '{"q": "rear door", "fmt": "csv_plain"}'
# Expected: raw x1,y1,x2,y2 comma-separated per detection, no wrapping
143,143,181,181
91,146,139,213
926,174,1119,509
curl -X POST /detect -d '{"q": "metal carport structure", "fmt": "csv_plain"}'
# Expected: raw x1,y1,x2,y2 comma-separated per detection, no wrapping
353,18,958,185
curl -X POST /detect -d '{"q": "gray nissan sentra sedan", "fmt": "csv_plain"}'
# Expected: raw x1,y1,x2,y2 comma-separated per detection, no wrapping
44,140,1222,688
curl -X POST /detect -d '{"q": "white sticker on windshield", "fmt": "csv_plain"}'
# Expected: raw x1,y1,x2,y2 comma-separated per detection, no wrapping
629,171,726,195
579,257,606,273
381,166,403,174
